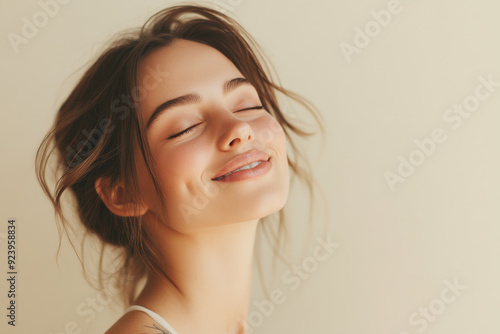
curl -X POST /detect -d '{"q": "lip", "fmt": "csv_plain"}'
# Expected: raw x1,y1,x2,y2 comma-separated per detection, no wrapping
211,150,271,182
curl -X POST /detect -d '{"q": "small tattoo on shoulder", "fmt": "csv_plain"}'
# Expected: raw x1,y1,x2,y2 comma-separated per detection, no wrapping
144,323,172,334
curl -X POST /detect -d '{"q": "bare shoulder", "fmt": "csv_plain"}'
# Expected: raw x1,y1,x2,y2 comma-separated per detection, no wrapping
104,310,170,334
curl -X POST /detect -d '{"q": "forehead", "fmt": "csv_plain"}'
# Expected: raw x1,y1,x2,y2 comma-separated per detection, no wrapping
137,39,243,119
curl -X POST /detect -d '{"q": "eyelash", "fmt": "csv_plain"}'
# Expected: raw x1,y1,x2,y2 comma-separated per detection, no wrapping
167,105,264,139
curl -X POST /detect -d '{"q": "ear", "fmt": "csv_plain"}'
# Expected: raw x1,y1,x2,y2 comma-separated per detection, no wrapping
94,177,148,217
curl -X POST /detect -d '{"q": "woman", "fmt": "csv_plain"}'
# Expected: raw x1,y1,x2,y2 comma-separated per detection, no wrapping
36,4,322,334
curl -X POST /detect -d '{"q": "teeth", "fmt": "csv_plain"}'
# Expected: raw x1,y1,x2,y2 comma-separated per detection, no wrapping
216,161,263,180
232,161,261,173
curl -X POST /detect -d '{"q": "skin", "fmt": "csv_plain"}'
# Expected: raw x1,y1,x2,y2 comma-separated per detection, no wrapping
101,39,289,333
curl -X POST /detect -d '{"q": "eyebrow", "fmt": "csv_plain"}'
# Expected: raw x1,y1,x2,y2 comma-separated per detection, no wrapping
146,77,253,130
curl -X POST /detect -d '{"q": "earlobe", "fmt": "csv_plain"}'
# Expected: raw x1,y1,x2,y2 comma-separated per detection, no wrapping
94,177,148,217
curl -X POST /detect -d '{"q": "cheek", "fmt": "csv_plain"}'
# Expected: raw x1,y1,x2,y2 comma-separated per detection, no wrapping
253,115,287,154
154,142,211,197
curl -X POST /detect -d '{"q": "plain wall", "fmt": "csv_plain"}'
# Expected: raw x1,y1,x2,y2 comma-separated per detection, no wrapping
1,0,499,333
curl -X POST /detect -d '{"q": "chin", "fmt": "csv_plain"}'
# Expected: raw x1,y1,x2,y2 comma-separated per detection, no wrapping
173,172,290,229
200,185,289,227
244,183,289,220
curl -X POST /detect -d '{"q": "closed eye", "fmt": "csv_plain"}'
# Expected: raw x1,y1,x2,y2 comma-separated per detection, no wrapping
167,106,264,139
168,123,200,139
235,105,264,112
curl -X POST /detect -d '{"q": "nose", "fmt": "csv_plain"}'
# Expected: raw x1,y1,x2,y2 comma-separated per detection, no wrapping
217,115,254,151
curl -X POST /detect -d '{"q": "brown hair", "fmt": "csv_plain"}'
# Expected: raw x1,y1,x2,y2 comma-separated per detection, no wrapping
36,4,323,307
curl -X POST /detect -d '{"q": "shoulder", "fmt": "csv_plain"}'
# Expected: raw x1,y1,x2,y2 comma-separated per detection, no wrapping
104,309,163,334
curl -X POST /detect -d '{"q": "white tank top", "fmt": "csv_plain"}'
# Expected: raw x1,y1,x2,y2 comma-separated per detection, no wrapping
126,305,179,334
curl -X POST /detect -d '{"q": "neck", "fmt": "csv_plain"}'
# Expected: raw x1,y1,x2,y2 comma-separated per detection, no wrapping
135,219,259,334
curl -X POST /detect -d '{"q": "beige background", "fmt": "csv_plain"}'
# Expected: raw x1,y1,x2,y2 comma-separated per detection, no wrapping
1,0,500,333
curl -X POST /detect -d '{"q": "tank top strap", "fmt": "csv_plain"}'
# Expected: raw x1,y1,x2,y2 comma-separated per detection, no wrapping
126,305,179,334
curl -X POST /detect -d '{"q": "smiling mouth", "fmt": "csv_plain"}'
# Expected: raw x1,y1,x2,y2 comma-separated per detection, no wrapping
212,160,266,181
211,149,271,182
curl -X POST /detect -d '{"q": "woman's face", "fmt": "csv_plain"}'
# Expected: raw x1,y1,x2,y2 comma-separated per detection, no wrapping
135,39,289,231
